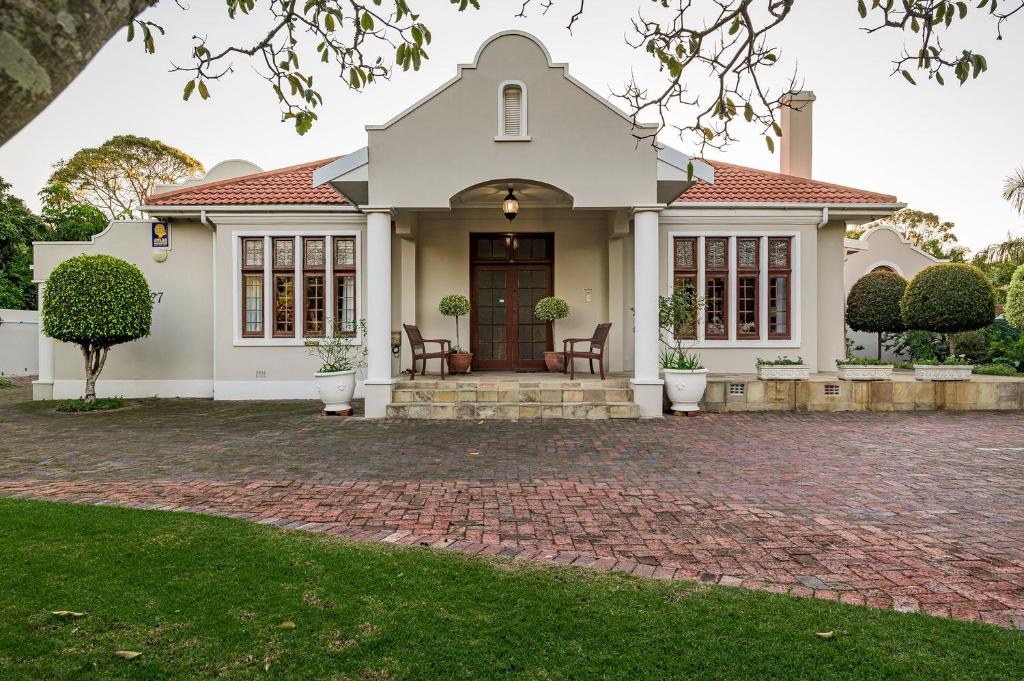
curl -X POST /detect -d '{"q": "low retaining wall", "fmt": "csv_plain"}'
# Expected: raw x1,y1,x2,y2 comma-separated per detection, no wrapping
702,373,1024,412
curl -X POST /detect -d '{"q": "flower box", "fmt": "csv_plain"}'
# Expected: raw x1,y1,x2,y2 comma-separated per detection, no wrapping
836,364,894,381
914,364,974,381
756,364,811,380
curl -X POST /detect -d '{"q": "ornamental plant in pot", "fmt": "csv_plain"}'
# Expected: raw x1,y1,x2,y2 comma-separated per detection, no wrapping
438,294,473,373
659,285,707,414
534,296,570,372
305,319,367,415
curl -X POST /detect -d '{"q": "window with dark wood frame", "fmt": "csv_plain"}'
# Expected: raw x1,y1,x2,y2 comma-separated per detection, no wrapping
241,237,265,338
272,237,296,338
303,237,326,338
704,237,728,340
672,237,698,339
736,237,760,339
334,236,357,337
768,237,792,340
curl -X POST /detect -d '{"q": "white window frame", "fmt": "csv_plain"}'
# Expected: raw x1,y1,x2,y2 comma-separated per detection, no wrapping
233,229,362,347
666,230,801,348
495,80,530,142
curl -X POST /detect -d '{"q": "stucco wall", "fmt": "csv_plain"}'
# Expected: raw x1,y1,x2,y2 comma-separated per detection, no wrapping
367,33,658,209
0,309,39,376
410,207,611,370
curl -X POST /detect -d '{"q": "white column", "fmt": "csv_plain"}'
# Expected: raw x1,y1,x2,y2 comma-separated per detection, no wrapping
33,284,55,401
363,207,394,418
631,206,664,417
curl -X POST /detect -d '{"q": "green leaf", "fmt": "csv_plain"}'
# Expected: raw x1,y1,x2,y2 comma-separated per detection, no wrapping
744,102,754,122
198,80,210,100
765,136,775,153
858,0,867,18
901,70,917,85
127,22,136,42
183,80,196,101
361,11,375,31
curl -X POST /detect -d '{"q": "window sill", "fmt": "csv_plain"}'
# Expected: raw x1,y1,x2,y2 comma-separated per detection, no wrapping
233,337,363,348
494,135,531,142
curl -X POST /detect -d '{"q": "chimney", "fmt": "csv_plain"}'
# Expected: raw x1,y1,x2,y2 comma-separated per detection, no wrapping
780,90,815,179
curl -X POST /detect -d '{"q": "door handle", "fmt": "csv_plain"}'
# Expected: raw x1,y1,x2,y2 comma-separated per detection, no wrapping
498,298,505,303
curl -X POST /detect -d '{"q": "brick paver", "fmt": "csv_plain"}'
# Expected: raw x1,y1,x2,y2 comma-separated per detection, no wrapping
1,385,1022,627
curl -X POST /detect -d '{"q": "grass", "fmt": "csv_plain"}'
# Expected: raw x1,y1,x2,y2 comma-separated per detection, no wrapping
54,397,127,412
0,503,1020,680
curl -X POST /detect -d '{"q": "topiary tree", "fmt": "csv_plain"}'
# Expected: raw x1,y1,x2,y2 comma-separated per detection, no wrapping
1004,263,1024,330
437,294,470,353
42,255,153,403
901,263,995,357
846,270,907,359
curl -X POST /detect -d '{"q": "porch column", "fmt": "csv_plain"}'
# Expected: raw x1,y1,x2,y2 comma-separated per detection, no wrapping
33,283,54,401
364,207,394,418
631,206,664,417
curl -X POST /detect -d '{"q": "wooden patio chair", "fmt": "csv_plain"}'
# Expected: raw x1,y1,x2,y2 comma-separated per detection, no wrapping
403,324,451,380
562,323,612,380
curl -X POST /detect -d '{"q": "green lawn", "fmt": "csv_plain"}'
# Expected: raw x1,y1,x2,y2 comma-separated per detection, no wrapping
0,499,1020,680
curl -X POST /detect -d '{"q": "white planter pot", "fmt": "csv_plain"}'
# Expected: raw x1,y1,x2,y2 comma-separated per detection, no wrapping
662,368,709,413
914,364,974,381
836,364,894,381
314,369,357,414
756,364,810,380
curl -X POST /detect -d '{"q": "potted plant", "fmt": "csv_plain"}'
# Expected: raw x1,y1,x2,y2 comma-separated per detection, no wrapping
659,285,708,414
438,294,473,374
755,356,810,380
913,356,975,381
305,319,367,415
836,357,894,380
534,296,571,372
897,264,994,381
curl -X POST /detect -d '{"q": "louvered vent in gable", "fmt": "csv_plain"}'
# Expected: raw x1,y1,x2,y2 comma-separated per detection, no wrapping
497,81,529,140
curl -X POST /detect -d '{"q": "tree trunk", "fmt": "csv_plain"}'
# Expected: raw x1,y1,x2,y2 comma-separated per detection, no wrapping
877,332,883,361
1,0,158,145
81,345,109,404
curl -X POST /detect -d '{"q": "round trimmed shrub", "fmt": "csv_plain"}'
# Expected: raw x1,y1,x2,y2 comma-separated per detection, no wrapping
534,296,570,322
846,270,907,334
901,263,995,334
1004,263,1024,329
437,293,470,352
42,254,152,401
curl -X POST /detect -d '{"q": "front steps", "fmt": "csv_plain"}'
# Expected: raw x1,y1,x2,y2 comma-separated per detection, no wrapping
385,375,640,419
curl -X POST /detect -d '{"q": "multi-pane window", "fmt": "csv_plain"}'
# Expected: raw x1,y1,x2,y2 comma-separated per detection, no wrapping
704,238,728,340
272,238,295,338
241,238,264,337
672,237,698,339
303,237,326,338
240,235,358,341
334,237,357,337
671,234,794,342
736,238,759,339
768,237,792,339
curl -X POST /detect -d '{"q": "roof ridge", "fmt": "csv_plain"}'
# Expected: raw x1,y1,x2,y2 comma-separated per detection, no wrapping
145,156,342,205
700,159,897,202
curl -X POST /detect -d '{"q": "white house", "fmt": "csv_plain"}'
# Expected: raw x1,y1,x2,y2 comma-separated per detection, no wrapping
32,32,904,418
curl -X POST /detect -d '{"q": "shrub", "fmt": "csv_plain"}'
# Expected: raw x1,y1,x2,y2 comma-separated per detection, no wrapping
846,270,907,359
836,357,892,366
756,356,804,366
55,397,127,412
901,263,995,355
437,294,470,353
305,319,367,373
0,377,15,388
974,363,1019,376
42,255,151,403
1005,263,1024,329
534,297,570,323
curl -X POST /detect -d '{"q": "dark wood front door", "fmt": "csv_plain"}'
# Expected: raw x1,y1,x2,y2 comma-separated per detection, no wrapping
470,234,554,370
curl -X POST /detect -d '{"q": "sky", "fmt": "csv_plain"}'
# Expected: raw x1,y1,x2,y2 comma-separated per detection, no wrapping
0,1,1022,252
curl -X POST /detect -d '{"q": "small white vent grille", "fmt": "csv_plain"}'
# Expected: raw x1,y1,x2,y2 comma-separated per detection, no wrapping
728,383,745,396
824,384,840,396
502,85,522,136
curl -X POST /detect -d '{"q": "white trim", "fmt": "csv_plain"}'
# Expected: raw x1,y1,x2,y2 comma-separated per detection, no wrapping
52,380,214,400
214,379,365,401
232,229,363,347
496,79,529,140
365,31,658,134
312,147,369,187
863,260,905,277
667,230,802,349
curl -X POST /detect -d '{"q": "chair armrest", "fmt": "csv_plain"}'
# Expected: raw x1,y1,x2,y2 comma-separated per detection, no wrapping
423,339,451,349
564,338,595,348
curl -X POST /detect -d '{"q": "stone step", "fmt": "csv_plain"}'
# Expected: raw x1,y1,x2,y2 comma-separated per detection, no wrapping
394,378,631,391
391,386,634,405
385,402,641,420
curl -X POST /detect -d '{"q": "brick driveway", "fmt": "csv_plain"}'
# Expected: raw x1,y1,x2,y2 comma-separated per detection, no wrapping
1,385,1022,628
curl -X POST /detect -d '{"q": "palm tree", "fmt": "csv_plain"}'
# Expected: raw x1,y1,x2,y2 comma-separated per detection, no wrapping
1004,167,1024,215
979,233,1024,264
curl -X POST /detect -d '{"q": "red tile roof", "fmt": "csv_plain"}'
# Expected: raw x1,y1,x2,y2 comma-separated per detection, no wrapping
145,157,346,206
675,159,898,204
146,156,896,207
